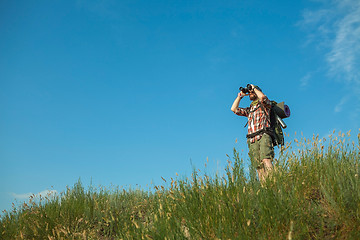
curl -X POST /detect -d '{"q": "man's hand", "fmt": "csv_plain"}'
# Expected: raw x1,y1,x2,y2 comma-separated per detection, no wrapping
249,84,256,93
232,91,244,113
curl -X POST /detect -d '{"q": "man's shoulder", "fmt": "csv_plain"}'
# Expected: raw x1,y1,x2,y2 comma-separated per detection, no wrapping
250,98,271,111
260,97,272,107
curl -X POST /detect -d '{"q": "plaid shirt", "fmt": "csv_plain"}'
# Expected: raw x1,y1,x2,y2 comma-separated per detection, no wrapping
235,97,271,143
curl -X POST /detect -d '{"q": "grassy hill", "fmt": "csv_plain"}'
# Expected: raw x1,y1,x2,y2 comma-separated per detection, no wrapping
1,131,359,239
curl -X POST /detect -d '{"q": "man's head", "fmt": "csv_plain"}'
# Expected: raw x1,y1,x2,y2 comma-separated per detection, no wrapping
249,85,262,101
249,92,257,101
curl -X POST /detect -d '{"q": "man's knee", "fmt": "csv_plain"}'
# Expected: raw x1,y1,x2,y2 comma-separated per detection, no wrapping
262,158,273,169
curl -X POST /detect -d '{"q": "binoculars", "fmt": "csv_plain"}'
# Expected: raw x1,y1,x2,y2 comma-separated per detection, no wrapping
239,84,253,94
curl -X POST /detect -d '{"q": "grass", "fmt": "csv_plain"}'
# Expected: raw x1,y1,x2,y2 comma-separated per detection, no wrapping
1,130,359,239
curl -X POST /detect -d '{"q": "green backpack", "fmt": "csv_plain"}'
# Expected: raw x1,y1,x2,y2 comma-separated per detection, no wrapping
269,100,292,147
269,101,285,147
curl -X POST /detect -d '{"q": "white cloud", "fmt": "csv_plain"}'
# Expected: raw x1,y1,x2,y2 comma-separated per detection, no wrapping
326,2,360,83
10,190,58,200
334,95,349,113
300,73,312,88
10,192,32,200
76,0,118,19
301,0,360,82
300,0,360,117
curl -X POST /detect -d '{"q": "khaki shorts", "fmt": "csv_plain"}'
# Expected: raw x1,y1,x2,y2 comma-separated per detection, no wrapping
247,133,274,169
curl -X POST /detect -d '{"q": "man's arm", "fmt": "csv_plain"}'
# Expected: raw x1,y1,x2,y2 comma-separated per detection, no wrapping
231,92,245,113
251,85,266,102
251,85,271,109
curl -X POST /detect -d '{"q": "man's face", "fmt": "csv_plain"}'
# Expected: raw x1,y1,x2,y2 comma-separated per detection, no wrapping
249,92,257,101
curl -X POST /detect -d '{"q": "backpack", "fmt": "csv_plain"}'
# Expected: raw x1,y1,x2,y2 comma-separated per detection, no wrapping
269,101,286,147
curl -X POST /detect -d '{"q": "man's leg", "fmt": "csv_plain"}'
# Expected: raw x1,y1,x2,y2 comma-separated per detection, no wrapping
259,134,275,181
257,167,266,182
248,140,262,181
262,158,273,178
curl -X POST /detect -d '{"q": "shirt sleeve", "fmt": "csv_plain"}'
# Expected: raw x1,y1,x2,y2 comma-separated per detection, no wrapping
235,107,249,116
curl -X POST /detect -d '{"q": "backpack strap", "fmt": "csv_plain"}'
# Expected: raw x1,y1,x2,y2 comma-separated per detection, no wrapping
246,127,274,139
258,101,272,126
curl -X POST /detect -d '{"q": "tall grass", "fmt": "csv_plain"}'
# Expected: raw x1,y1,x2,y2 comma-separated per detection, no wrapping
1,130,359,239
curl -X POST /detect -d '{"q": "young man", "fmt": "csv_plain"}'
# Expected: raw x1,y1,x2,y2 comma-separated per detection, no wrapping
231,84,274,182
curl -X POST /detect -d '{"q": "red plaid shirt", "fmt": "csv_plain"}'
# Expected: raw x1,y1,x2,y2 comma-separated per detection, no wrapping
235,97,271,143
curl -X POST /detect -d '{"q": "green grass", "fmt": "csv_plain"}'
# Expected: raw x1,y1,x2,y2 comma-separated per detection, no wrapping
1,130,359,239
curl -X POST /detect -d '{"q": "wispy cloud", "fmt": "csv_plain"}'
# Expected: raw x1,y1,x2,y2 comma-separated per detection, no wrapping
299,0,360,115
300,73,312,88
326,1,360,83
76,0,119,19
10,190,57,200
334,95,350,113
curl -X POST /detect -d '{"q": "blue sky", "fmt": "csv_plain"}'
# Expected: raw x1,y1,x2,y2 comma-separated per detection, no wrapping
1,0,359,212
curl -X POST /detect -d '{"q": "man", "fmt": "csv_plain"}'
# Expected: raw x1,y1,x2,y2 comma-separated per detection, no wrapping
230,84,274,182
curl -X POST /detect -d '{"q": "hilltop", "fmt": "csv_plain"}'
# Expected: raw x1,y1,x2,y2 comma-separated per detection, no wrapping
1,131,359,239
